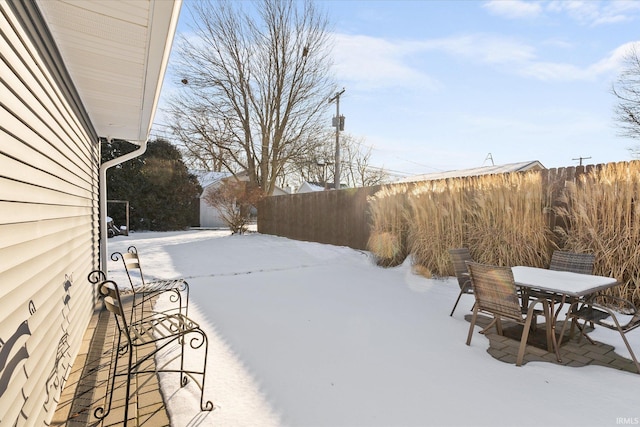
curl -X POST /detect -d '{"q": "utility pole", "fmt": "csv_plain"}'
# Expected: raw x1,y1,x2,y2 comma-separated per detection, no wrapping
572,156,592,166
329,88,345,190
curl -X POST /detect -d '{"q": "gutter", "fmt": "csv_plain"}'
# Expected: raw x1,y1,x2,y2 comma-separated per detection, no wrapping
99,140,148,275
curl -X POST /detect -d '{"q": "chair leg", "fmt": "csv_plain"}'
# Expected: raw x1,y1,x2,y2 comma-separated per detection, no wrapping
198,331,214,411
575,319,596,344
562,300,597,345
94,331,123,421
544,302,553,353
557,313,571,344
607,318,640,374
184,286,190,318
564,302,596,344
466,306,480,345
450,289,464,316
479,318,497,335
569,315,576,339
175,329,214,411
180,334,186,387
619,332,640,374
517,315,535,366
123,342,134,426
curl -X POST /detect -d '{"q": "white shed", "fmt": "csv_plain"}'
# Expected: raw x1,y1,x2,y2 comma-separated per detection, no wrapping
194,170,291,227
192,170,232,228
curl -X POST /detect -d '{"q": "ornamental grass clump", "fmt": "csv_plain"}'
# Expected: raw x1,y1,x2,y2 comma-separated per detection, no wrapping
556,162,640,305
406,178,466,277
367,184,410,266
465,171,551,268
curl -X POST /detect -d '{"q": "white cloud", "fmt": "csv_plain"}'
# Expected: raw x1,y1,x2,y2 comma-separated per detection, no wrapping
483,0,640,26
547,0,640,26
419,34,536,65
518,61,588,81
333,32,538,92
483,0,543,19
335,31,640,86
542,38,574,50
332,33,441,91
519,41,640,81
588,41,640,75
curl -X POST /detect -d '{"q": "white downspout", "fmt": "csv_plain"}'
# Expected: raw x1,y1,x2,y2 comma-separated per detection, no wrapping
99,140,148,276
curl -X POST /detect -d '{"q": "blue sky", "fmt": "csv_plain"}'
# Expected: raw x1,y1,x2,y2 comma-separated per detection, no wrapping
153,0,640,178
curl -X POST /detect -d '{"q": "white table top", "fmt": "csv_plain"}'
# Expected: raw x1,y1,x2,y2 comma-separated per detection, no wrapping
511,266,618,297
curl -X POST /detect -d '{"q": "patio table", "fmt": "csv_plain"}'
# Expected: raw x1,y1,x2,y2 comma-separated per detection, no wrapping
511,266,619,362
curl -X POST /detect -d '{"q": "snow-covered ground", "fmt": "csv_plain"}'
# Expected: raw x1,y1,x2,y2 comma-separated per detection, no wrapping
106,230,640,427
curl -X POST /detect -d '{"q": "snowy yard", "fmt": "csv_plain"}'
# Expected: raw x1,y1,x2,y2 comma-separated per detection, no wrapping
106,230,639,427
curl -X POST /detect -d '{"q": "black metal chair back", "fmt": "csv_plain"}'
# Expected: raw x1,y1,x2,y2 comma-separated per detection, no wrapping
111,245,189,319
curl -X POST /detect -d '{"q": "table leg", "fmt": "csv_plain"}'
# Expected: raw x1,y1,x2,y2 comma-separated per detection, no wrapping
548,295,566,363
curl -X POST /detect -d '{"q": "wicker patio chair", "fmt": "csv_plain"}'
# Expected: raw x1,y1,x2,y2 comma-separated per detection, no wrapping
524,251,596,306
549,251,595,275
558,294,640,373
89,270,213,425
111,245,189,320
465,262,552,366
543,251,597,334
448,248,474,317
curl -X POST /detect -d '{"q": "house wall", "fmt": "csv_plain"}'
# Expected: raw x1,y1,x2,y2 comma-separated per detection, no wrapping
0,2,100,425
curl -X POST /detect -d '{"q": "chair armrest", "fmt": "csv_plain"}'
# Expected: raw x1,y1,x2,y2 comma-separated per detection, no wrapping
524,297,549,318
588,295,637,316
577,295,640,331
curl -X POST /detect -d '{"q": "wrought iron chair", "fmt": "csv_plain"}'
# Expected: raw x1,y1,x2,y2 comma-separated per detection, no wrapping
465,262,553,366
448,248,474,317
89,270,213,424
558,294,640,373
111,246,189,321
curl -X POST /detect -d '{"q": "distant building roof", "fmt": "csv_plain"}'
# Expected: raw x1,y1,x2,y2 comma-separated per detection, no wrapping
298,181,326,193
192,170,290,196
397,161,546,183
190,170,231,189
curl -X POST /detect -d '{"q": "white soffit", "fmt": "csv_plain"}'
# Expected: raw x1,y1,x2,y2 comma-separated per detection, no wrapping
36,0,181,142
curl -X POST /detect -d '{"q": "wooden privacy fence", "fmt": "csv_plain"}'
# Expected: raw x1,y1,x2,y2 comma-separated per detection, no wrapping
258,185,381,249
259,163,610,250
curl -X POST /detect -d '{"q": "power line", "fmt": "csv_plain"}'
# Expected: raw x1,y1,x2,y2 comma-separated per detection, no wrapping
393,156,446,173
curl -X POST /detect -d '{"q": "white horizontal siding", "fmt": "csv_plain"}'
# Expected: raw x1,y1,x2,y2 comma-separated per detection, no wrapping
0,2,100,426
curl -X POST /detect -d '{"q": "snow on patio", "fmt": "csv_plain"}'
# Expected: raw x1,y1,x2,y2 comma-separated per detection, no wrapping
106,230,639,427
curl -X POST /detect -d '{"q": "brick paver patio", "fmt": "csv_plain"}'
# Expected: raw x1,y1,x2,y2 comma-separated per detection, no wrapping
51,298,170,427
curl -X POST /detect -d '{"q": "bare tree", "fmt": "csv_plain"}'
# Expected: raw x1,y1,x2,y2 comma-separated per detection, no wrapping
168,0,334,195
284,132,389,189
340,134,390,187
281,131,332,187
612,45,640,144
202,179,264,234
